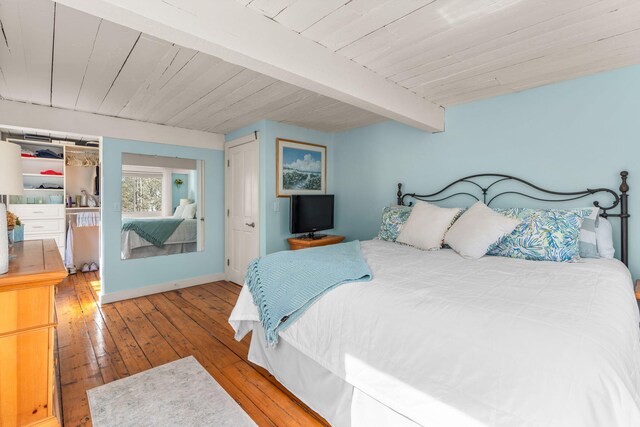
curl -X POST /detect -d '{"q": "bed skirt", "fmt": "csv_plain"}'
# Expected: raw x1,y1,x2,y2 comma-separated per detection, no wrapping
125,242,197,259
248,326,419,427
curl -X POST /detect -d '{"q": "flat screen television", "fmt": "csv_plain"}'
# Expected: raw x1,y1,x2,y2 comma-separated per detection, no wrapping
290,194,334,239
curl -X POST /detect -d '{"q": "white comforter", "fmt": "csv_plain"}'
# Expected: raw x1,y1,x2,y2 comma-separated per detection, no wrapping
230,239,640,426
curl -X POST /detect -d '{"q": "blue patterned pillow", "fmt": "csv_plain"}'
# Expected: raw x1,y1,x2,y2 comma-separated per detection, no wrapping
378,206,412,242
487,208,593,262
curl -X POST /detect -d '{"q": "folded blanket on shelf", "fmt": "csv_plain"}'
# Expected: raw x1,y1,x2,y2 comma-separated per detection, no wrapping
35,149,63,159
122,218,184,247
246,240,372,346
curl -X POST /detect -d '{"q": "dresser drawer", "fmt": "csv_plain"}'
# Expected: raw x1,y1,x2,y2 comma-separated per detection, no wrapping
9,204,65,219
0,286,53,335
24,219,65,234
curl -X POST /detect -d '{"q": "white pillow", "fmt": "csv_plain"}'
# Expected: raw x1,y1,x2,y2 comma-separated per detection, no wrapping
181,203,197,219
596,217,615,259
173,205,185,218
444,202,521,259
396,201,461,250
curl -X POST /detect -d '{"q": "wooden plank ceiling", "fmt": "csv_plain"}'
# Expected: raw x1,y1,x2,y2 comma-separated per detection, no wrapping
1,0,639,135
240,0,640,106
0,0,384,134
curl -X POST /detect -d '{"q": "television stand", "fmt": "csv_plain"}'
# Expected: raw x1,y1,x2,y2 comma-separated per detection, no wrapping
306,232,327,240
287,235,345,250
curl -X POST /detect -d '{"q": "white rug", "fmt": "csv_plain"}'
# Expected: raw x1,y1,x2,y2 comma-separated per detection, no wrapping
87,356,256,427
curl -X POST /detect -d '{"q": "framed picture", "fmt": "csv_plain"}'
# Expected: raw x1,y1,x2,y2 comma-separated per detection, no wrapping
276,138,326,197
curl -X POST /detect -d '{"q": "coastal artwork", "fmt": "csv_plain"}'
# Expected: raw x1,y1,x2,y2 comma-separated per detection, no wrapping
277,139,326,197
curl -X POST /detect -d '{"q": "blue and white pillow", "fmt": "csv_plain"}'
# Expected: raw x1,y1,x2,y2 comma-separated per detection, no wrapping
487,208,593,262
578,208,600,258
377,206,412,242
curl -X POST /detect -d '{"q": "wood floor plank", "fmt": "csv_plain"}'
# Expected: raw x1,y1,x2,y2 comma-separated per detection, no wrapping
113,298,181,367
222,361,326,427
55,277,103,427
200,281,242,306
73,273,130,383
164,288,250,357
145,293,241,369
221,280,242,294
56,280,327,427
83,271,102,300
99,303,153,374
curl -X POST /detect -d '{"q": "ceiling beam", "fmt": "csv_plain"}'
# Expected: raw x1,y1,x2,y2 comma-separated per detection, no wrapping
54,0,445,132
0,99,224,149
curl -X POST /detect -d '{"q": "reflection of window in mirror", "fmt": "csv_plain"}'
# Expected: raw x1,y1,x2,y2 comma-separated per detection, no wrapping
120,153,204,260
121,172,163,216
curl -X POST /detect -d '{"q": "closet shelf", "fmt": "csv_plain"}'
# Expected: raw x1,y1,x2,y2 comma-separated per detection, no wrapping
23,188,64,192
8,139,70,149
23,173,64,178
66,207,101,211
21,157,64,163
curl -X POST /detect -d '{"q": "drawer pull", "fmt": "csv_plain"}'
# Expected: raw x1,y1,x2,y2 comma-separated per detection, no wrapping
33,211,45,214
32,226,44,229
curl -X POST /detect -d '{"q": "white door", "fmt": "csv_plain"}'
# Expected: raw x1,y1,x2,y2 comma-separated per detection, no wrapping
225,138,259,285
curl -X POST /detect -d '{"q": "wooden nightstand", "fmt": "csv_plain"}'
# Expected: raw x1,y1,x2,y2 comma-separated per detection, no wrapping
635,280,640,302
287,235,345,250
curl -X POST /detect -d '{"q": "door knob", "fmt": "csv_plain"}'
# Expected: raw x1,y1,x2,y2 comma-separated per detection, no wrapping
245,222,255,228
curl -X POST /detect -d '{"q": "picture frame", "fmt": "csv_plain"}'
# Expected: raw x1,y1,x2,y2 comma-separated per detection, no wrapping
276,138,326,197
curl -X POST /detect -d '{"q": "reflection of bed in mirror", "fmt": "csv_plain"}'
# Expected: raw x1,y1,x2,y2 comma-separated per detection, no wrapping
121,217,198,259
120,152,204,260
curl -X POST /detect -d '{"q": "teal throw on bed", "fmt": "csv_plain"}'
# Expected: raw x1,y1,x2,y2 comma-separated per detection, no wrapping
122,218,184,247
246,240,372,346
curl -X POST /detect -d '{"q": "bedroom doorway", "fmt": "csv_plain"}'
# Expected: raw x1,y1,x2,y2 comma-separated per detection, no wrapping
225,133,259,285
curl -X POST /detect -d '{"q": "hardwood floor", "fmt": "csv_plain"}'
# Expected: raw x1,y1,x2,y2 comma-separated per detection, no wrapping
55,272,328,426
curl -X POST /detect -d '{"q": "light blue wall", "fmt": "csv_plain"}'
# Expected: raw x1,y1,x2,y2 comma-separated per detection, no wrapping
225,120,336,255
101,138,224,295
333,65,640,276
171,173,189,211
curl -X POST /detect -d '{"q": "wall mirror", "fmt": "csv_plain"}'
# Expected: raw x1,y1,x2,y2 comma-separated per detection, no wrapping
121,153,204,260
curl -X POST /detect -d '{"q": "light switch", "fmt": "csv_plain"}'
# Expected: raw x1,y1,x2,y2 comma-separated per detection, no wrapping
113,202,121,212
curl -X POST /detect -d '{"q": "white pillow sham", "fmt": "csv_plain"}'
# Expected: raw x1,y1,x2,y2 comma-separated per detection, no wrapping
396,201,461,251
173,205,185,218
181,203,197,219
596,217,615,259
445,202,521,259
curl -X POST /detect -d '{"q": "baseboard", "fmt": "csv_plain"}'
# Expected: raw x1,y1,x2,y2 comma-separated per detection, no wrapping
99,273,226,304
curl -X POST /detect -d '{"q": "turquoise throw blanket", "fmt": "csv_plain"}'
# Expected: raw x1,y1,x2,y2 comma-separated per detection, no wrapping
122,218,184,247
246,240,372,346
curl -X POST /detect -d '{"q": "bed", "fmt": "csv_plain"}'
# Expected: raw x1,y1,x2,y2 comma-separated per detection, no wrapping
229,171,640,426
121,217,197,259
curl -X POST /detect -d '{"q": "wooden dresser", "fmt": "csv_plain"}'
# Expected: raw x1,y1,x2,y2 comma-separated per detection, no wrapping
0,240,67,427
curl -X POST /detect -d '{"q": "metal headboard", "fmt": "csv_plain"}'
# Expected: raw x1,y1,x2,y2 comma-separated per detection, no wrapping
397,171,630,266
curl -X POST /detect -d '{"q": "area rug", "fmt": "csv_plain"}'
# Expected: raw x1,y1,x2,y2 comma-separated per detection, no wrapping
87,356,256,427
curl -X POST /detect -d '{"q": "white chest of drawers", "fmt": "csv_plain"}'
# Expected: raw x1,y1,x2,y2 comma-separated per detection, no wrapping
8,204,66,260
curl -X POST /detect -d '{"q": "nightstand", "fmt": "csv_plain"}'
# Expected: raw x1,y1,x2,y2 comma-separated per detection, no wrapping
635,280,640,302
287,235,345,250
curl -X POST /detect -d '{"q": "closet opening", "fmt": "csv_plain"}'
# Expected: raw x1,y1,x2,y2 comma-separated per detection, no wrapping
1,124,103,291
